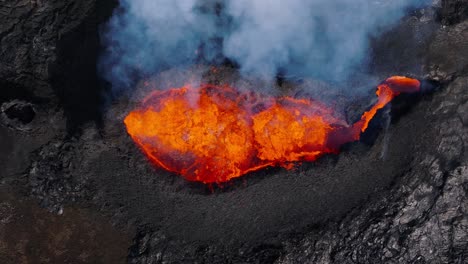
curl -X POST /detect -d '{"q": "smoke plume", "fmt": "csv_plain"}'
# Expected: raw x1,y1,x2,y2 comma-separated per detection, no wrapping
100,0,429,92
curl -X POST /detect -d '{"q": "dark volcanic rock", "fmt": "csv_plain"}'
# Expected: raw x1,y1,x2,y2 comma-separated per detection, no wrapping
0,0,117,132
0,186,131,263
1,1,468,263
0,0,94,100
277,78,468,264
118,67,467,264
1,100,36,130
28,138,89,213
369,7,438,78
438,0,468,25
3,101,35,124
426,21,468,82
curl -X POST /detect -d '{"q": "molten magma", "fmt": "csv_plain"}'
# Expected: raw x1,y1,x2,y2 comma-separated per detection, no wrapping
125,76,420,183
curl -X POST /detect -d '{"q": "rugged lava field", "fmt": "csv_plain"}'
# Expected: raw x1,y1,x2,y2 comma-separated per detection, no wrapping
1,1,467,263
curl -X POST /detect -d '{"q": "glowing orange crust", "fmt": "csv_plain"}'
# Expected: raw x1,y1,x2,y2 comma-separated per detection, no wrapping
124,76,420,183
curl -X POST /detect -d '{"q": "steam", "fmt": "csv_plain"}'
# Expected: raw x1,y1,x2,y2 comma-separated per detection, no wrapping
100,0,429,91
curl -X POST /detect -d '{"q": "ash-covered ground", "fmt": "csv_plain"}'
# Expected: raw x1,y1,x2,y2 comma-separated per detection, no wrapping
1,1,467,263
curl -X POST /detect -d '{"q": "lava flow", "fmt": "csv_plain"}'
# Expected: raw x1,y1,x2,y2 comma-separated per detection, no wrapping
124,76,420,183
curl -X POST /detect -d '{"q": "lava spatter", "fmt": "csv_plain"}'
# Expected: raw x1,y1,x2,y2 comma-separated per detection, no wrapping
124,76,420,183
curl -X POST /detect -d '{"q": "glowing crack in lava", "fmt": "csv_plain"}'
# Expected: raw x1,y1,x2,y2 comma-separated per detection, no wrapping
124,76,420,183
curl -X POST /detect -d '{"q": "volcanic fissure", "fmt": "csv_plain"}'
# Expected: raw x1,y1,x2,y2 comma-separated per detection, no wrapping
124,76,420,183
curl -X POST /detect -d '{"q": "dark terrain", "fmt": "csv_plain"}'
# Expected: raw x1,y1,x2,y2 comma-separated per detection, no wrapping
1,0,467,263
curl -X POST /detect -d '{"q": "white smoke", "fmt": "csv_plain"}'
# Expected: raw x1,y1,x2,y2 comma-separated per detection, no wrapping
100,0,429,91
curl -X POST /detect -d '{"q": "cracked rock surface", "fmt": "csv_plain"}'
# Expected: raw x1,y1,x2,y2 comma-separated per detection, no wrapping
0,0,467,263
0,0,94,99
278,78,468,264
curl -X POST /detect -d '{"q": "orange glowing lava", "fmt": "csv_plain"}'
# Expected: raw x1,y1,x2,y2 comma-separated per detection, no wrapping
124,76,420,183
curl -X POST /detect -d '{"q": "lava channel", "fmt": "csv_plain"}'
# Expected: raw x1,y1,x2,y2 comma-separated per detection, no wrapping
124,76,420,183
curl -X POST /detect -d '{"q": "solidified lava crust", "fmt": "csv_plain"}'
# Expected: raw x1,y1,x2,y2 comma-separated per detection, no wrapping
1,1,467,263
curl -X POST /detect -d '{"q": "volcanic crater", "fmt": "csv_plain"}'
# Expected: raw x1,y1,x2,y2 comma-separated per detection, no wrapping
1,1,467,263
86,66,432,244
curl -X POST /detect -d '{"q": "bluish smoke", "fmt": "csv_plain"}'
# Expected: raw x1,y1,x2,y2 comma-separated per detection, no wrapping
99,0,221,93
100,0,429,92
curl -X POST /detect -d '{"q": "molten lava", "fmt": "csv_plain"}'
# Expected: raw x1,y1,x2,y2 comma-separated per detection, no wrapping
124,76,420,183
